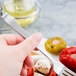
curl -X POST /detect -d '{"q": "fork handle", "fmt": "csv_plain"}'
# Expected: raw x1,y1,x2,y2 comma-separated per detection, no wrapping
2,13,30,38
2,13,56,64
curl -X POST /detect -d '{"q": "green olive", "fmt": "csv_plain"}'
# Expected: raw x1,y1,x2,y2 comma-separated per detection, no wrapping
45,37,67,55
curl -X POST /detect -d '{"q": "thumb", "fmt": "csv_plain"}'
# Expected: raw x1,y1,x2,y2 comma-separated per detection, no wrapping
15,33,42,60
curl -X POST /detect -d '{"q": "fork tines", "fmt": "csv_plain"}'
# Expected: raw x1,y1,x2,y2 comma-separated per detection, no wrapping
60,67,76,76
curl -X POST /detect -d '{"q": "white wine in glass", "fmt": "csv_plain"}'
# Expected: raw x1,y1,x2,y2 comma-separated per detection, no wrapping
3,0,36,26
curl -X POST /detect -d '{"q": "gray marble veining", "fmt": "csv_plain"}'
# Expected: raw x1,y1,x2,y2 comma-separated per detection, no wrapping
0,0,76,46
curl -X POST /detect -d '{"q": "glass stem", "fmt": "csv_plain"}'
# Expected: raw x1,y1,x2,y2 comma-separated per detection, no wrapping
0,0,2,15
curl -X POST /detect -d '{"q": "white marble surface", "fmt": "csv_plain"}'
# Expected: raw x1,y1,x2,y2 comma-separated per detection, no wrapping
0,0,76,46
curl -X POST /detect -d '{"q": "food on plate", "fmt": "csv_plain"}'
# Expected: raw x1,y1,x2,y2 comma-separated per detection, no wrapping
27,67,34,76
59,47,76,72
45,37,67,54
34,72,45,76
31,52,57,76
34,59,52,74
31,52,40,56
48,68,57,76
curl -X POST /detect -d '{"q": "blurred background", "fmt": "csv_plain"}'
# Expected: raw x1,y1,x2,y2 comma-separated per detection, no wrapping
0,0,76,46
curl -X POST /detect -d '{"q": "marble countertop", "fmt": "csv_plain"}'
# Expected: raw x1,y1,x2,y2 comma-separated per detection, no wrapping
0,0,76,46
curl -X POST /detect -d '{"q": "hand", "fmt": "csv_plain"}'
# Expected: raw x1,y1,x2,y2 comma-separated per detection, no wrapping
0,33,42,76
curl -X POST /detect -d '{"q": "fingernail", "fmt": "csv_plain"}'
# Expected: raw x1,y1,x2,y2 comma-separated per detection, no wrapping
32,33,42,42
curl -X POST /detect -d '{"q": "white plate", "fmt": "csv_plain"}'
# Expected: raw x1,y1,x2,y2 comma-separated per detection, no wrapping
32,46,70,63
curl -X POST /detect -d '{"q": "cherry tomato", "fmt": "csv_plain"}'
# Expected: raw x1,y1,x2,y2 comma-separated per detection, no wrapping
48,68,57,76
59,47,76,72
27,67,34,76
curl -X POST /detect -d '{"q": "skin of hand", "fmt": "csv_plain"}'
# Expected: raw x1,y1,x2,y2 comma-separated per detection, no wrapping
0,33,42,76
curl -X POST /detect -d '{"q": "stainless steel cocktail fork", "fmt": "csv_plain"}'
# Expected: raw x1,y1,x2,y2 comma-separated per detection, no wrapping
1,13,76,76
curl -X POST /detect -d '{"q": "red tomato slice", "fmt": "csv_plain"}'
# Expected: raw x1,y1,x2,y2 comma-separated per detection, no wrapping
59,47,76,72
48,68,57,76
27,67,34,76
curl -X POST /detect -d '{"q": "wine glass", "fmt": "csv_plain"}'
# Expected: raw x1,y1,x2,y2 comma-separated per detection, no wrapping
1,0,40,27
